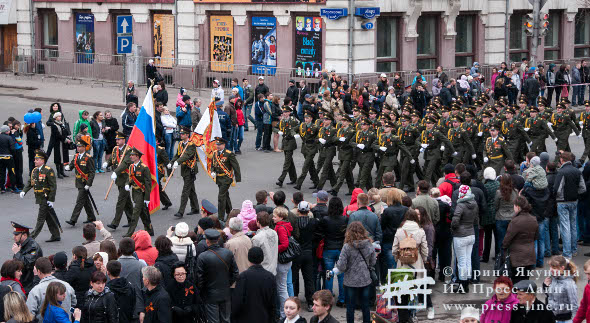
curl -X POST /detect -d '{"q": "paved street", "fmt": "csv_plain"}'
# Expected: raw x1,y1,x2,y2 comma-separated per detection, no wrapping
1,92,590,322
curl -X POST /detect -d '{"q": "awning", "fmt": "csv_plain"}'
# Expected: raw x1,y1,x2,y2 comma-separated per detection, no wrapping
0,0,16,25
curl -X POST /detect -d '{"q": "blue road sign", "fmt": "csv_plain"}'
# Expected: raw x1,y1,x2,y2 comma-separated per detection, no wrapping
117,16,133,34
117,36,132,54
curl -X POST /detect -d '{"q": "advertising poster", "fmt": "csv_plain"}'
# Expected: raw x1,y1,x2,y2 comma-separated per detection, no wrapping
250,17,277,75
153,14,175,68
294,16,322,77
210,16,234,72
75,13,95,64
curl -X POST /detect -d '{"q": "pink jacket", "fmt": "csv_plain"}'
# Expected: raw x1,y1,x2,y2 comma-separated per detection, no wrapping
176,93,185,108
237,200,257,232
480,293,519,323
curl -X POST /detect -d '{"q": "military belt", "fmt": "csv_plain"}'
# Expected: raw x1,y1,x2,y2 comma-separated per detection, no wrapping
490,155,504,160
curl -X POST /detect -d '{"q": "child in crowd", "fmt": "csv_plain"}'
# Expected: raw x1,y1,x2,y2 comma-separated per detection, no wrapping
523,156,548,189
544,255,578,322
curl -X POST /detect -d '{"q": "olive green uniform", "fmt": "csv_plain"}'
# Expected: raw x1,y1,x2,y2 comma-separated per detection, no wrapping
170,140,199,215
448,127,474,165
397,125,420,191
524,116,556,156
331,126,356,194
373,133,411,188
462,121,478,166
68,152,96,223
125,160,153,237
483,136,513,175
156,145,172,208
476,122,492,167
24,165,60,240
501,119,530,164
277,117,300,184
354,129,376,191
108,145,133,227
420,129,454,186
550,112,579,153
295,122,320,188
317,124,338,190
580,111,590,162
212,148,241,220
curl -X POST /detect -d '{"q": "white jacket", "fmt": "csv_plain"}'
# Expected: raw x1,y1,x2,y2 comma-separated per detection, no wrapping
161,114,177,133
251,226,279,275
167,234,196,263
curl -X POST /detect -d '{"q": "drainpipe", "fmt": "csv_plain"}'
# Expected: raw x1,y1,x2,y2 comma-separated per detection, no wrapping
348,0,353,82
504,0,509,63
174,0,178,65
29,0,35,72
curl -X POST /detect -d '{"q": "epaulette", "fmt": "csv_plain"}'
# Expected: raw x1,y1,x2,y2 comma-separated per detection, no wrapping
225,149,232,154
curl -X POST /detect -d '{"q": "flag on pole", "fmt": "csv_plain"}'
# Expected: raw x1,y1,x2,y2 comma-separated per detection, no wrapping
192,100,222,179
127,87,160,213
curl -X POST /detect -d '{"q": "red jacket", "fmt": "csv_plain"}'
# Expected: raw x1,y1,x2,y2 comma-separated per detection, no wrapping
133,230,158,265
574,284,590,323
274,221,293,253
344,188,364,216
438,174,459,198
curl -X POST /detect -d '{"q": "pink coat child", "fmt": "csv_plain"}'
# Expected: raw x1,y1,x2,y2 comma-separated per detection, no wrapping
237,200,257,232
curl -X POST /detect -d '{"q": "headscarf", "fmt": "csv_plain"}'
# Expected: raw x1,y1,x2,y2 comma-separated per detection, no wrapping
458,185,472,200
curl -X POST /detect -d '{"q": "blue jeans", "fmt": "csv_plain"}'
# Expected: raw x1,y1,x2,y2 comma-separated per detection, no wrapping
92,139,106,171
287,268,294,297
244,104,254,131
379,242,396,284
297,102,304,121
164,132,175,159
236,125,244,152
470,224,480,281
573,85,584,105
453,235,475,281
546,215,560,254
558,201,578,257
495,220,510,254
535,218,548,267
276,262,291,318
345,285,370,323
323,249,344,303
255,120,264,149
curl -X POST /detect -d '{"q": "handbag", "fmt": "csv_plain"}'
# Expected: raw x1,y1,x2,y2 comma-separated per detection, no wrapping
561,85,569,98
278,236,302,264
493,249,512,277
357,246,379,286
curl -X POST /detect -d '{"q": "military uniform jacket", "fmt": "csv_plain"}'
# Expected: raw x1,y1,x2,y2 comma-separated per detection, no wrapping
580,111,590,136
13,237,42,291
374,133,411,162
539,109,553,120
448,127,474,154
156,145,169,180
336,126,355,161
397,125,421,155
128,161,152,200
461,122,478,146
24,165,57,204
171,140,198,177
279,117,300,151
484,136,513,161
524,117,556,139
421,129,454,160
69,152,95,188
551,112,580,136
110,145,132,187
354,130,376,158
299,122,319,155
501,119,530,143
212,149,241,183
318,125,338,150
477,122,492,146
437,117,452,134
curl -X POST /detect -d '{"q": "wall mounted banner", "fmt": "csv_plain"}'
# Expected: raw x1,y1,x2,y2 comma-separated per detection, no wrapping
153,14,175,68
75,13,95,64
294,16,322,77
210,15,234,72
251,16,277,75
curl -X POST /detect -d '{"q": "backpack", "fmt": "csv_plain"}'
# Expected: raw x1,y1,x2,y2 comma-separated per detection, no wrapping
397,230,419,265
184,244,198,283
444,178,460,192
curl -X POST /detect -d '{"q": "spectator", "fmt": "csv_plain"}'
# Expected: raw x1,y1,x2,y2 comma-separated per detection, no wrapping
73,110,92,139
117,238,146,321
105,260,136,323
9,121,24,189
273,207,293,318
3,290,34,323
431,188,452,282
251,211,278,275
414,206,435,319
544,255,578,321
225,217,253,273
235,99,245,154
27,258,76,321
225,97,238,152
521,169,550,268
145,59,157,86
47,112,71,178
103,111,119,164
281,297,307,323
494,174,518,252
90,111,106,173
231,247,277,323
438,164,460,198
481,167,499,263
255,76,269,99
51,252,68,281
318,197,347,306
153,235,179,289
254,190,274,215
261,94,273,152
82,221,114,257
393,209,428,273
451,184,479,293
140,266,172,323
39,282,81,323
92,252,108,276
125,81,136,104
166,262,201,323
502,196,538,284
166,222,195,263
412,180,440,225
161,107,177,159
310,290,338,323
0,260,25,297
435,66,448,87
176,95,192,130
80,271,118,323
242,79,255,130
523,156,548,190
292,201,318,312
378,172,407,202
211,79,225,105
480,276,518,323
132,230,158,266
380,189,407,275
574,259,590,323
65,246,96,308
311,191,329,219
191,99,202,131
545,162,560,256
121,103,137,137
348,193,382,244
511,280,555,322
154,82,168,106
254,94,265,150
367,188,385,218
286,80,298,108
522,67,540,106
235,200,256,232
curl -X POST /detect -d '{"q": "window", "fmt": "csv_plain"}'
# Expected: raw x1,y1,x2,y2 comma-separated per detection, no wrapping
376,17,399,72
509,12,529,62
455,15,475,67
575,10,590,58
416,15,437,70
544,11,560,60
41,10,58,47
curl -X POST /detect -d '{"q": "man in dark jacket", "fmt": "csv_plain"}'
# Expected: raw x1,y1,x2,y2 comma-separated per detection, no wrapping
196,229,239,323
522,183,550,267
145,59,158,86
440,82,454,107
410,84,431,116
286,80,299,107
545,162,560,256
11,222,43,292
106,260,136,323
522,70,540,106
122,102,137,137
141,266,171,323
231,247,277,323
0,124,17,193
510,280,556,323
311,190,329,219
297,80,310,121
255,76,270,99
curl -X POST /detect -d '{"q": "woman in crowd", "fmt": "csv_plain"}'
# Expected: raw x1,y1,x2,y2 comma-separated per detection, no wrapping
494,174,518,254
99,240,118,262
271,95,281,153
321,91,332,113
161,107,177,159
482,167,499,263
92,252,108,276
40,282,82,323
103,110,119,165
80,271,118,323
452,184,479,293
166,222,196,263
65,246,96,308
415,206,436,319
380,189,407,275
281,297,307,323
502,196,538,284
235,98,245,154
494,77,507,100
544,255,578,322
166,262,202,323
273,207,293,319
154,81,169,106
318,79,330,99
331,91,344,115
133,230,158,265
154,235,179,289
430,188,452,282
48,112,71,178
3,291,33,323
25,121,42,174
10,121,25,189
46,103,64,157
90,111,107,173
480,276,518,323
329,221,376,323
0,260,25,297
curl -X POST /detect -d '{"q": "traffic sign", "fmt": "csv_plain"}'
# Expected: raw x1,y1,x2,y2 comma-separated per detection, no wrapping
117,16,133,35
117,36,132,54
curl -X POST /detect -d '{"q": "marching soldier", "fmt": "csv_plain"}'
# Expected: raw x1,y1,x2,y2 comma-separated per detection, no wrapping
354,118,376,191
476,111,493,165
211,137,241,221
124,147,153,237
397,115,420,192
374,120,412,188
316,113,338,191
483,123,513,175
65,140,96,226
169,126,199,218
328,115,356,196
501,107,530,164
294,112,320,191
579,100,590,163
11,222,42,292
105,131,133,230
420,117,454,185
19,150,61,242
550,104,579,154
276,106,300,187
448,115,475,165
524,106,557,155
560,97,581,132
156,136,173,211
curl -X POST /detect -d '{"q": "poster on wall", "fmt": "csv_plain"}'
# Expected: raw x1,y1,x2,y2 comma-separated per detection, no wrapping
153,14,175,68
75,13,95,64
294,16,322,78
250,17,276,75
210,16,234,72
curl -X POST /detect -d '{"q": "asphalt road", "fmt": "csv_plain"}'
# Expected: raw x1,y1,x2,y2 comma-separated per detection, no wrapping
1,95,589,322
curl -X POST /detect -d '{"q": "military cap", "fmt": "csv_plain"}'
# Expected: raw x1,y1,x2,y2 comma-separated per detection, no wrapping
451,115,463,123
585,100,590,107
324,113,334,121
76,139,87,147
400,115,411,121
382,120,394,128
505,107,516,114
440,106,450,112
481,111,492,118
368,108,378,115
215,137,227,145
465,110,476,118
129,147,143,156
556,104,566,110
405,84,412,89
360,110,370,118
451,104,462,111
468,105,477,111
518,98,528,104
424,116,436,124
489,123,501,131
204,228,221,241
529,106,540,113
201,199,218,215
456,97,465,103
490,106,499,113
360,118,371,125
341,115,353,122
34,149,48,161
410,112,420,119
115,131,127,140
317,109,325,115
178,126,190,135
560,97,571,104
282,106,293,113
11,222,31,235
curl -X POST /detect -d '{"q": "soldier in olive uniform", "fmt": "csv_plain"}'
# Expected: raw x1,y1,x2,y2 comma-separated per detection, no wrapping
397,115,420,192
11,222,43,292
483,123,514,175
156,136,172,210
316,114,338,191
448,116,475,165
20,150,60,242
550,104,580,154
420,117,454,185
354,118,376,191
476,112,493,166
328,115,356,196
374,120,412,188
560,97,581,133
501,107,531,164
65,140,96,226
124,147,153,237
105,131,133,230
294,112,320,190
169,126,199,218
210,137,241,220
524,106,557,155
276,106,300,187
462,110,479,166
579,100,590,163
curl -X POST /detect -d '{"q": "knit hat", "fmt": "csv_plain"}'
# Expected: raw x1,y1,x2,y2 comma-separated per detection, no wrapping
483,167,497,181
460,307,479,321
540,152,550,170
530,156,541,167
198,217,215,231
248,247,264,265
53,251,68,269
458,185,472,200
175,222,189,238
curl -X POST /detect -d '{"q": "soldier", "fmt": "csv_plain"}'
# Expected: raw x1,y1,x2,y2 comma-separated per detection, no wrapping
294,112,320,191
105,131,133,230
550,104,580,153
501,107,530,164
11,222,42,292
524,106,557,155
328,115,356,196
476,111,493,165
124,147,153,237
579,100,590,163
448,115,475,165
560,97,581,132
276,106,300,187
420,117,454,185
354,118,376,191
169,126,199,218
483,123,513,175
65,140,96,226
19,150,60,242
316,113,338,191
156,135,173,211
210,137,241,220
374,120,412,188
397,115,420,192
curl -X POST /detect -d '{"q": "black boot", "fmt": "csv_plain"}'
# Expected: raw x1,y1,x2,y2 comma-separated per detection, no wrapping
56,165,63,179
61,164,68,177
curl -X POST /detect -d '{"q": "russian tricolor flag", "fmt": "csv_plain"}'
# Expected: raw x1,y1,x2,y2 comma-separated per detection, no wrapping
127,87,160,213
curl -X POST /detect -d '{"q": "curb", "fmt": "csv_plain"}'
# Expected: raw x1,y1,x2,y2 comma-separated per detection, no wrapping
0,84,38,91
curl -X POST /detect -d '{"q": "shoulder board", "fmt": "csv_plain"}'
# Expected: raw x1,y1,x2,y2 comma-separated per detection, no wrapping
225,149,232,154
43,165,51,170
497,137,504,141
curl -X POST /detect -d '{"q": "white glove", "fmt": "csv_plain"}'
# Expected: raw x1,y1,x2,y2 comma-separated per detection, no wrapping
452,152,458,157
278,131,283,136
19,192,25,199
102,162,108,169
167,163,172,169
477,132,483,137
580,121,584,126
410,159,415,164
357,144,365,150
440,146,445,151
125,185,130,191
144,201,149,207
419,147,425,153
420,144,427,149
111,172,117,180
319,138,326,145
294,134,301,139
380,146,387,152
554,137,559,142
47,201,53,208
211,172,216,177
547,123,553,127
484,157,489,163
338,137,346,142
524,128,530,132
471,154,477,159
578,133,583,138
64,165,70,171
84,185,90,191
173,161,179,169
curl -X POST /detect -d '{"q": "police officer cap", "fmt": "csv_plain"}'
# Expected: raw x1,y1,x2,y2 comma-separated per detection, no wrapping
204,228,220,241
201,199,218,214
115,131,127,140
11,222,31,235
